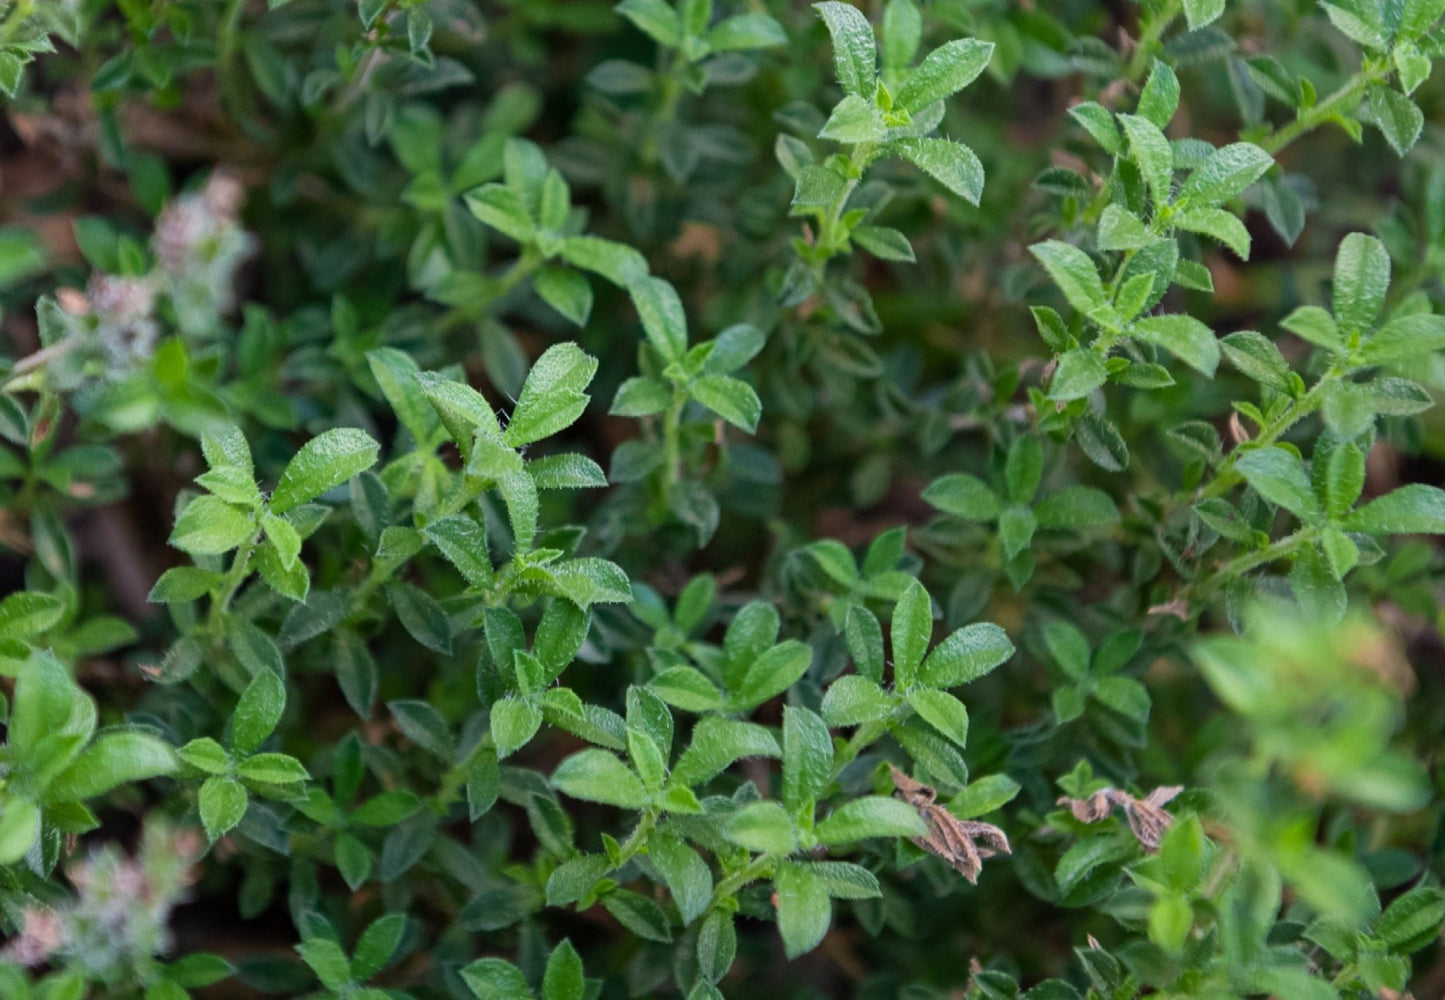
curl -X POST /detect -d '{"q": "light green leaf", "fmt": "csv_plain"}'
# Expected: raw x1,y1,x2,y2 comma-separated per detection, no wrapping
774,862,831,958
169,496,255,556
894,37,993,113
1131,315,1221,376
814,1,878,97
1236,447,1320,519
1333,233,1390,333
814,796,927,843
919,622,1014,688
1030,241,1106,312
270,429,380,514
1178,143,1273,207
887,137,985,205
724,801,796,854
1343,484,1445,534
551,749,647,808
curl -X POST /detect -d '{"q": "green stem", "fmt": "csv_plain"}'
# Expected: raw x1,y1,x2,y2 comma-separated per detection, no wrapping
807,142,875,282
1198,376,1333,501
1124,0,1182,82
1258,68,1387,156
208,534,258,634
431,734,495,813
615,809,661,863
661,388,686,491
707,853,775,909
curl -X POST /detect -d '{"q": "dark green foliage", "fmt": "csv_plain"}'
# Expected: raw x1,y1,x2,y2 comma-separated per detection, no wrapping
1,0,1444,997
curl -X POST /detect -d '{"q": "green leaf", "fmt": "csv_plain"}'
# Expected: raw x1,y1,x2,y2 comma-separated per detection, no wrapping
0,797,38,865
1131,315,1220,376
782,706,834,811
723,801,796,854
1290,545,1346,620
352,913,407,982
460,958,533,1000
814,796,927,843
541,940,584,1000
559,236,649,287
1368,87,1424,156
1172,207,1252,259
1320,1,1388,49
387,581,454,654
949,774,1022,819
178,737,231,774
423,516,492,588
0,591,66,638
1217,332,1289,394
774,862,831,958
922,473,1000,520
1004,435,1042,505
671,718,780,786
707,13,788,51
367,347,439,445
1137,60,1180,127
820,674,894,726
1118,114,1174,211
601,889,674,942
351,789,423,826
1333,233,1390,333
617,0,681,46
534,267,594,327
1363,314,1445,363
845,605,885,683
297,938,353,992
1375,886,1445,951
236,752,309,785
388,700,455,759
1183,0,1226,28
905,688,969,745
735,640,813,708
631,276,688,363
650,827,713,925
1098,204,1153,251
1317,440,1366,520
887,137,986,205
890,578,933,686
1237,446,1320,520
46,731,177,801
1033,487,1120,530
232,669,285,754
882,0,922,71
1343,484,1445,534
551,749,647,808
1178,143,1272,207
850,224,915,262
1281,305,1343,350
919,622,1014,688
490,698,543,758
505,342,597,447
169,496,255,556
691,375,761,432
1030,241,1106,312
895,38,993,113
1050,348,1109,401
819,94,885,143
199,775,249,841
270,429,380,514
814,1,877,97
1069,102,1122,154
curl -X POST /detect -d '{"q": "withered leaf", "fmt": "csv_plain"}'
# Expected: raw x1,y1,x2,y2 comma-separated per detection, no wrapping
889,764,1011,884
1057,784,1183,851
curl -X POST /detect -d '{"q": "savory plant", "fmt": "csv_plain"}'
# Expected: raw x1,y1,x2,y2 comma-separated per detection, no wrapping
1,0,1443,997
